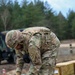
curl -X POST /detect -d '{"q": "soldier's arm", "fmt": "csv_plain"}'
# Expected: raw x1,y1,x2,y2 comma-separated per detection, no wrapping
50,32,60,48
28,33,42,72
15,49,24,75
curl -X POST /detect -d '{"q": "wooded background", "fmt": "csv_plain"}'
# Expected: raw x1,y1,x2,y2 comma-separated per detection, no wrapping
0,0,75,40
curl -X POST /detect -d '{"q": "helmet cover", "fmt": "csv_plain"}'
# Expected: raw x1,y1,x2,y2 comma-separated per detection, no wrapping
5,30,24,48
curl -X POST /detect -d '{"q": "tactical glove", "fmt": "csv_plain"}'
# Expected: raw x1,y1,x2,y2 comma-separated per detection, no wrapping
23,53,31,63
16,71,21,75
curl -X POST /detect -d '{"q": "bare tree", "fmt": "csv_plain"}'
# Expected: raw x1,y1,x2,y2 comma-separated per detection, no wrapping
1,8,10,31
0,0,7,6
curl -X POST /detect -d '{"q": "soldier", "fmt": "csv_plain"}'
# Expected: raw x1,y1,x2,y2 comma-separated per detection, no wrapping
5,27,60,75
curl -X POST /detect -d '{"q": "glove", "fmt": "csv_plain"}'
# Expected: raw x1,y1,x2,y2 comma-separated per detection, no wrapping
16,72,21,75
23,53,31,63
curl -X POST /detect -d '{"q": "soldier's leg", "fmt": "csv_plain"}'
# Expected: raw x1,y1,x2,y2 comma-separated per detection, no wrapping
27,33,42,75
27,50,57,75
39,50,58,75
26,63,38,75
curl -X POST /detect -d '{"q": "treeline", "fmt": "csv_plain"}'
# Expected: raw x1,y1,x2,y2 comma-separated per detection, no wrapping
0,0,75,40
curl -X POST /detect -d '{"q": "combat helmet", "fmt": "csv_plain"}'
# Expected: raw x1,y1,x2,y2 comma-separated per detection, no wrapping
5,30,24,48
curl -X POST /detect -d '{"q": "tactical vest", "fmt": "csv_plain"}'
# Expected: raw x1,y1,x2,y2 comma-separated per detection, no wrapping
22,27,52,53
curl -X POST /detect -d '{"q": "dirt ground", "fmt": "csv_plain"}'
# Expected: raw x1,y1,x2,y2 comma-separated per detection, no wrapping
0,39,75,75
0,61,30,75
0,63,16,75
57,39,75,63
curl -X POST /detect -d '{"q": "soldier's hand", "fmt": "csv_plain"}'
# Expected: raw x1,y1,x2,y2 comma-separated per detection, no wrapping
16,72,21,75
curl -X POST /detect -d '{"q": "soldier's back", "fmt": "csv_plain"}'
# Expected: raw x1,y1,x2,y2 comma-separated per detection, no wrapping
22,27,50,35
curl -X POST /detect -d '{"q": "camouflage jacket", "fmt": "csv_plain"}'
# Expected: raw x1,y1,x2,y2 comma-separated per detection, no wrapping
15,27,60,73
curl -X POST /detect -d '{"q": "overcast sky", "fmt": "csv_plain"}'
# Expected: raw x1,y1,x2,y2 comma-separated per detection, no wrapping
13,0,75,17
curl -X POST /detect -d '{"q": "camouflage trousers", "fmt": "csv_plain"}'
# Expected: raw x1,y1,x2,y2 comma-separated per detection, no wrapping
26,49,58,75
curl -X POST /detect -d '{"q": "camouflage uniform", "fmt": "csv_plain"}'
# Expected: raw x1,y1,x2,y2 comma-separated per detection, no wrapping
5,27,60,75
